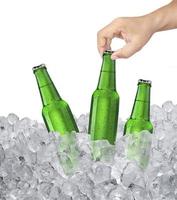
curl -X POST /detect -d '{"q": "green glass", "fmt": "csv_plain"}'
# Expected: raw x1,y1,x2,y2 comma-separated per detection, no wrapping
124,79,153,135
124,79,153,168
33,64,79,135
88,50,119,145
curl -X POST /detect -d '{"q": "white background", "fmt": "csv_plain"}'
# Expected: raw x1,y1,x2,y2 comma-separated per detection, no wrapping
0,0,175,122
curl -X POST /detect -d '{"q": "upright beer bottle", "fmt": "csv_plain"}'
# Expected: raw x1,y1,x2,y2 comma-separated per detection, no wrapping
88,50,119,145
124,79,153,168
33,64,79,135
124,79,153,135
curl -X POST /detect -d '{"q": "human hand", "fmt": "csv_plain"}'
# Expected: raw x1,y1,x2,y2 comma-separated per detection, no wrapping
97,16,155,59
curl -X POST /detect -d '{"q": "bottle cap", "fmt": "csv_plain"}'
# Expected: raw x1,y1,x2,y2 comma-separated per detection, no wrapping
32,64,46,72
138,79,152,86
103,50,114,55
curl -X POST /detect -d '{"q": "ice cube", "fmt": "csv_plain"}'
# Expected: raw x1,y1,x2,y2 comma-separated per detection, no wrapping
78,153,92,172
77,113,89,132
7,113,19,125
61,181,79,197
121,162,146,188
75,132,91,154
150,104,166,123
91,139,114,161
39,181,54,199
130,184,150,200
171,105,177,124
108,184,132,200
59,152,76,175
0,144,5,164
91,162,111,184
162,101,174,113
35,162,57,182
70,172,95,199
49,185,61,199
117,118,125,136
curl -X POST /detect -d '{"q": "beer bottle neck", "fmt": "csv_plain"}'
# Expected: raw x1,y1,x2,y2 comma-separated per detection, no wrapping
97,53,116,90
131,84,151,120
34,67,61,106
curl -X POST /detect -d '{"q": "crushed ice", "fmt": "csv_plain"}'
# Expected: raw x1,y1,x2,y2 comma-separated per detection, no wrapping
0,101,177,199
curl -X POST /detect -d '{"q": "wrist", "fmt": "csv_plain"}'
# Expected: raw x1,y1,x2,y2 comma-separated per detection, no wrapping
143,12,164,34
144,0,177,33
138,14,158,36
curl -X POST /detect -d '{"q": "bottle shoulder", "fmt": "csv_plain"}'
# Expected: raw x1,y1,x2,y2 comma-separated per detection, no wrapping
42,99,69,111
92,89,119,98
124,118,153,134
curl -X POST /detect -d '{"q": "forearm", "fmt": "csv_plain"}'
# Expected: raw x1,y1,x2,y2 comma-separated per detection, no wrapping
145,0,177,33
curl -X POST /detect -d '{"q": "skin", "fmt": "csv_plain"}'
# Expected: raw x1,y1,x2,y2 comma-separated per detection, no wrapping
97,0,177,60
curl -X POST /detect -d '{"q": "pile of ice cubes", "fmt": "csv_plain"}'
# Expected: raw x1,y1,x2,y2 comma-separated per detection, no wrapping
0,101,177,200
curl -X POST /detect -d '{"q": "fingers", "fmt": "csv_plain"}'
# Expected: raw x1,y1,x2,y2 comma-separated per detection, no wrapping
97,17,150,59
111,41,141,59
97,25,120,55
106,38,112,51
98,29,140,59
97,35,107,55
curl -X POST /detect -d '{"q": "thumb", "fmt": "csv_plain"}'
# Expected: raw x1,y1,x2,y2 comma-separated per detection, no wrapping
111,42,141,59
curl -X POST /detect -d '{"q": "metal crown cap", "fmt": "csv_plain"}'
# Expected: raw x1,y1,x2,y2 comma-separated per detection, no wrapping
32,64,46,72
138,79,152,86
103,50,114,55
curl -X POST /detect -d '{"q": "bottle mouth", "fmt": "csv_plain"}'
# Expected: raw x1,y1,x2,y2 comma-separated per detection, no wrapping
103,50,114,55
32,64,46,72
138,79,152,86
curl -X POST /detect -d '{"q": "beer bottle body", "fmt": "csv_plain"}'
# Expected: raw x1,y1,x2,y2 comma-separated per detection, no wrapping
89,89,119,144
42,99,78,135
124,80,153,135
33,64,79,135
88,50,119,145
124,79,153,168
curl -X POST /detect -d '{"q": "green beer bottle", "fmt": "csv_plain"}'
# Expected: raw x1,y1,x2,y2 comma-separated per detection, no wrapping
88,50,119,145
124,79,153,135
124,79,153,168
33,64,79,135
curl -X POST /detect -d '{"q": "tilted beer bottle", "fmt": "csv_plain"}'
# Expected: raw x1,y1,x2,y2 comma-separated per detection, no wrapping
124,79,153,135
88,50,119,145
33,64,79,135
